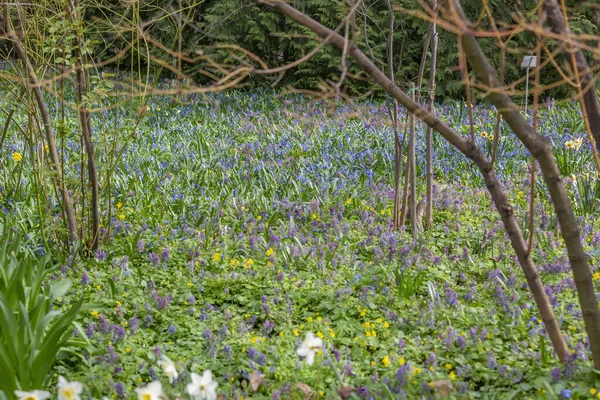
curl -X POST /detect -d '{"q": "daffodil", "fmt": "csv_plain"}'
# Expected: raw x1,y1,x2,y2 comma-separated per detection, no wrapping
57,376,83,400
297,331,323,365
186,370,218,400
157,355,179,384
14,391,50,400
135,381,163,400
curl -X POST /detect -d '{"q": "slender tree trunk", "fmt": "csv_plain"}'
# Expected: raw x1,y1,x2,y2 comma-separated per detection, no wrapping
447,0,600,368
4,4,79,242
543,0,600,170
425,0,438,230
66,0,100,251
262,0,568,362
408,82,417,238
399,154,410,227
416,24,433,102
386,0,403,230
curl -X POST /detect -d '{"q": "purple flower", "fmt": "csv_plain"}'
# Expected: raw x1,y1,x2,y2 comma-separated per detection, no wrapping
445,288,458,306
81,272,89,285
129,316,139,334
486,351,497,370
560,389,572,399
148,253,159,266
395,364,410,387
95,250,107,261
114,382,124,398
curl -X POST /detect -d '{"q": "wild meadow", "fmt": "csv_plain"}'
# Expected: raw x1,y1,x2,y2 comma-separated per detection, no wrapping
1,90,599,399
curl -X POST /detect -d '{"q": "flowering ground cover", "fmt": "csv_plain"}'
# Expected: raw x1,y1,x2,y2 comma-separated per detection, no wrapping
1,91,599,399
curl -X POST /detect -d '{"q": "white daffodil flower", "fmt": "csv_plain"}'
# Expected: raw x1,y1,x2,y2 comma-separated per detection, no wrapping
135,381,163,400
157,354,179,384
297,331,323,365
57,376,84,400
186,370,218,400
14,391,50,400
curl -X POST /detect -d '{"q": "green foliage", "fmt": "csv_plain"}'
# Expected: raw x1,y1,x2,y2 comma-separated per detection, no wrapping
0,224,86,397
391,266,426,300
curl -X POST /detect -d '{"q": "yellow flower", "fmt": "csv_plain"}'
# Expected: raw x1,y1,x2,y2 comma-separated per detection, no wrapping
449,371,456,381
91,311,99,318
266,247,274,257
307,317,313,323
593,272,600,281
383,322,390,328
371,330,377,337
329,330,335,338
279,331,284,336
371,361,376,367
366,331,372,337
346,198,352,205
316,331,324,339
382,356,391,367
293,329,299,336
12,152,23,162
445,363,453,370
213,253,221,262
429,382,434,388
591,388,597,396
126,347,131,353
117,202,123,209
118,214,125,220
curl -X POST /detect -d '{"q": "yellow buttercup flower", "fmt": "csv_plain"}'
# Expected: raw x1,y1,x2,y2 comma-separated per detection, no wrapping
382,356,391,367
12,152,23,162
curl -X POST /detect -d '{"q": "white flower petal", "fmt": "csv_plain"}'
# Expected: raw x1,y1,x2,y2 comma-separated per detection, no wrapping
306,351,315,366
297,345,310,357
201,369,213,385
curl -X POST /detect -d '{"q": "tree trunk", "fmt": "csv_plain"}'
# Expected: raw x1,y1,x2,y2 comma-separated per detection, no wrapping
4,3,79,243
385,0,403,230
262,0,568,362
67,0,100,251
447,0,600,368
425,0,438,230
416,24,433,102
408,82,417,238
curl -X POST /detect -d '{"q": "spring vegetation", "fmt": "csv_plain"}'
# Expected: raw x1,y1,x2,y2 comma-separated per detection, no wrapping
0,1,600,399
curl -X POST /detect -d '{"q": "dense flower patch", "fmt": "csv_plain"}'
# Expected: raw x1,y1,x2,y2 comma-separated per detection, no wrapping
1,91,599,399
